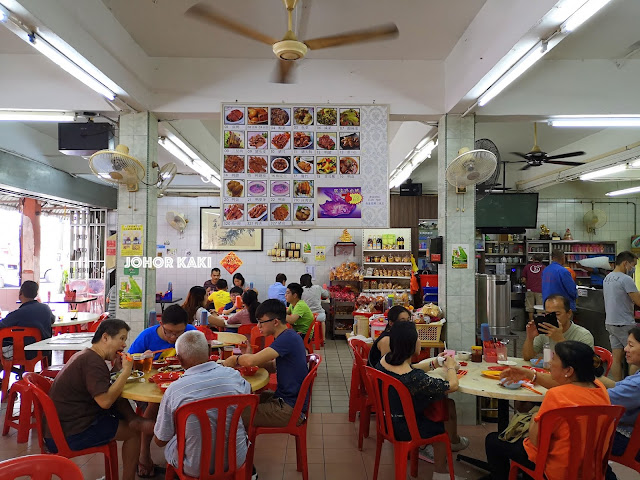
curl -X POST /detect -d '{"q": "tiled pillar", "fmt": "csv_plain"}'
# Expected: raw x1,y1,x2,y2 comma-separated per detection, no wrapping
115,112,158,340
437,114,477,424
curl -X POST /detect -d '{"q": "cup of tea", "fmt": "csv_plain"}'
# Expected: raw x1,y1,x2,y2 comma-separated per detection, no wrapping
132,353,144,372
222,346,234,360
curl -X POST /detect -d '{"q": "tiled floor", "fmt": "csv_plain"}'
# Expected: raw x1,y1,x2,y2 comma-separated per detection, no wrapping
0,339,637,479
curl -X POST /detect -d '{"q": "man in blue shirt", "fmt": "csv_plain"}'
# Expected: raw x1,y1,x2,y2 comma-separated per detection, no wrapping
0,280,54,360
542,250,577,311
267,273,287,304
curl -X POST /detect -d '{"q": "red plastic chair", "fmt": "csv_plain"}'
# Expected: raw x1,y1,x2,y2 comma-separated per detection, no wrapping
605,411,640,474
0,453,84,480
303,320,317,354
237,324,253,337
165,394,258,480
88,312,110,332
509,405,625,480
246,354,322,480
311,313,323,350
348,339,373,450
249,326,273,353
594,346,614,377
1,374,51,443
0,327,49,402
363,366,455,480
25,374,119,480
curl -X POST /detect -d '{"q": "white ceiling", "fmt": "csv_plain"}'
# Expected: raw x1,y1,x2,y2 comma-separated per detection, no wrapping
0,0,639,195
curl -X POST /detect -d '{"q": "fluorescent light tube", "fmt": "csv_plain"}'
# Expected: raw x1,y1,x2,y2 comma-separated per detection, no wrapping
580,164,627,181
159,137,221,188
0,110,75,122
563,0,613,33
479,41,547,107
158,137,192,166
0,3,9,23
630,159,640,168
29,33,116,101
549,117,640,127
606,185,640,197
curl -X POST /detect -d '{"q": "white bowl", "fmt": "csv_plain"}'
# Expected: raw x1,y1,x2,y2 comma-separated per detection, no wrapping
456,352,471,361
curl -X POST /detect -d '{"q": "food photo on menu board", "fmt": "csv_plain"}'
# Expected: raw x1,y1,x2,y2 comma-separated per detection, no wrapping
248,155,268,173
317,187,362,219
293,156,314,174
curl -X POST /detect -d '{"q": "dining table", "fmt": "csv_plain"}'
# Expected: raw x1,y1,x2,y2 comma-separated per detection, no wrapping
24,332,94,351
52,312,99,328
120,366,270,403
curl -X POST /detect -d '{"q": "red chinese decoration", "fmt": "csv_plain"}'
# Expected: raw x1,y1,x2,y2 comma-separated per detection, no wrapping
220,252,243,274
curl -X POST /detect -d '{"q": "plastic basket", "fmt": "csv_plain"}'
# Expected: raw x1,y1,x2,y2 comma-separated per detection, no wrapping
416,322,443,343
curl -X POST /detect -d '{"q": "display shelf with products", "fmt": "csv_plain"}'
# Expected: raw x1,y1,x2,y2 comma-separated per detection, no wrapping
328,279,361,337
362,227,412,297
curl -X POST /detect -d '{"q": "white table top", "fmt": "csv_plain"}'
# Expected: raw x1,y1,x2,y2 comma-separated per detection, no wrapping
53,312,100,327
428,357,547,402
25,332,94,351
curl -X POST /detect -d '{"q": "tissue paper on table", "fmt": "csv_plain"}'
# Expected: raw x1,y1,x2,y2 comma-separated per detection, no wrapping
577,256,613,270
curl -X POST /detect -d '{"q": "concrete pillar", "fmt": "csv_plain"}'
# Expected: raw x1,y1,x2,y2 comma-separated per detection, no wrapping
437,114,477,424
115,112,158,340
19,198,41,283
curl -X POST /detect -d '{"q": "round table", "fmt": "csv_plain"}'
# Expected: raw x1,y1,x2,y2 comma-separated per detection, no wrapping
216,332,247,345
121,367,269,403
53,312,100,328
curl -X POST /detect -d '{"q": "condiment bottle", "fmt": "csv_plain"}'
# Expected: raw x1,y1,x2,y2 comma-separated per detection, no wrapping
471,346,483,363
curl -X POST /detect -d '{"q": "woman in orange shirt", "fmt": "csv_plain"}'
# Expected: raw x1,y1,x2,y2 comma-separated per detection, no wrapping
485,340,608,480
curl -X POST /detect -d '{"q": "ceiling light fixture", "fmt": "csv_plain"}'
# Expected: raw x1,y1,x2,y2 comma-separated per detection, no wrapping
158,135,221,188
606,185,640,197
562,0,614,33
28,33,116,101
389,138,437,190
579,164,628,181
0,3,9,23
478,41,547,107
549,116,640,127
0,110,76,122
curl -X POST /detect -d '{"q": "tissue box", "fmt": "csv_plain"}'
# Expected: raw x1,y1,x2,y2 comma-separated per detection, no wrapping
161,292,172,301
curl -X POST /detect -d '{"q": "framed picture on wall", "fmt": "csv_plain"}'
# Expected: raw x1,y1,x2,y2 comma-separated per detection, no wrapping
200,207,263,251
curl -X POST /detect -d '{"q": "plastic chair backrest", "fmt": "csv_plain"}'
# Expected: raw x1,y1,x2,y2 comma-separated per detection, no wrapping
0,454,84,480
237,324,253,336
527,405,625,480
88,312,110,332
284,354,321,425
173,394,258,479
594,346,613,377
196,325,216,342
0,327,44,364
609,411,640,472
303,320,317,354
350,339,371,362
23,373,53,394
363,366,422,443
250,325,273,352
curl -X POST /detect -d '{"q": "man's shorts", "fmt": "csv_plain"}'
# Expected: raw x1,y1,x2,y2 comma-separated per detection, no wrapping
525,291,543,313
45,411,119,452
606,324,634,350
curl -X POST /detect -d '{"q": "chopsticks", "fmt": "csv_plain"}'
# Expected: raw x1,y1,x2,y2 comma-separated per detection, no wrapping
521,383,543,395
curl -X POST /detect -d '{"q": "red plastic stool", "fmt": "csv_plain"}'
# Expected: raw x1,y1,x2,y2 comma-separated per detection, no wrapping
2,379,34,443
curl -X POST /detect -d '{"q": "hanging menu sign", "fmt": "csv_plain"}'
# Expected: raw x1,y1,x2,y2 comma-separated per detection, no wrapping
220,103,389,228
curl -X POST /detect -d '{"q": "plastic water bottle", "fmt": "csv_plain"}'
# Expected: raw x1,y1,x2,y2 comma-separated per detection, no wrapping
168,281,173,292
249,282,254,290
543,342,552,370
200,310,208,327
147,310,156,328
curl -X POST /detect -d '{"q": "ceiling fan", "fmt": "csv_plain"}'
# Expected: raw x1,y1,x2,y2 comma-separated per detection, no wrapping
510,123,586,170
185,0,399,83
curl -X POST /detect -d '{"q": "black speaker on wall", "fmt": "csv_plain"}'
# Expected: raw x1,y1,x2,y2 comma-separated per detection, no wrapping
399,179,422,196
58,122,113,156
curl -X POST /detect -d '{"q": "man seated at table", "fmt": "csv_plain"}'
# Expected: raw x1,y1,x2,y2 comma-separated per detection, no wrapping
222,286,243,315
285,282,314,337
127,304,195,478
47,319,154,480
223,299,308,428
0,280,55,360
522,294,593,362
154,330,252,478
203,267,221,295
268,273,287,304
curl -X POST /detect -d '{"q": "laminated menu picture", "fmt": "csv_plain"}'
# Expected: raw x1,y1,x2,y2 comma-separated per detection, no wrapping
317,187,362,219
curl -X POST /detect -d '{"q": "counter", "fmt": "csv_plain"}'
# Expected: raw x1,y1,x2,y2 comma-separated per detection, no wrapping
576,287,611,349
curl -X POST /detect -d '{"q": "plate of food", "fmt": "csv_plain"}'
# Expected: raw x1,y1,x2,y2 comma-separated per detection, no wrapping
224,131,244,149
293,131,313,149
271,203,290,222
110,370,144,383
339,156,359,174
224,155,244,173
340,132,360,150
225,180,244,197
294,180,313,198
247,131,268,149
271,180,290,197
293,107,314,125
247,203,268,221
339,108,360,126
271,157,290,173
294,156,313,174
271,132,291,150
150,372,182,384
270,107,290,126
294,204,313,222
248,155,268,173
317,107,337,126
247,107,268,124
497,360,517,366
224,107,244,124
165,356,180,365
317,133,336,150
316,157,337,174
158,364,185,373
247,181,267,197
224,204,244,221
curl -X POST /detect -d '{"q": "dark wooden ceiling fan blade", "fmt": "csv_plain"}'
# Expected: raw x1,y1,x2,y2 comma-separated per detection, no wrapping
510,152,530,160
545,151,586,160
520,163,532,171
545,160,586,166
304,23,398,50
272,59,296,84
185,3,278,46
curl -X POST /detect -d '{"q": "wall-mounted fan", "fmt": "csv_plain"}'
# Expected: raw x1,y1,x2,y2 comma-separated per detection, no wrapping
511,123,586,170
445,148,498,193
474,138,507,199
89,144,145,192
185,0,399,83
154,162,177,198
166,212,188,233
583,208,607,234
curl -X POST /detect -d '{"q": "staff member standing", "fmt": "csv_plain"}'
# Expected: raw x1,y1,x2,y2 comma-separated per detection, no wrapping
542,249,577,312
522,254,545,322
603,251,640,381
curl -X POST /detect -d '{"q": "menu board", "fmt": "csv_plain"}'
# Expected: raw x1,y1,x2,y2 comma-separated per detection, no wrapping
220,103,389,228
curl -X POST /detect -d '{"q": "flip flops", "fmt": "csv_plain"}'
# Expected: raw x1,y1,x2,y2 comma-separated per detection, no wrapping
136,463,166,478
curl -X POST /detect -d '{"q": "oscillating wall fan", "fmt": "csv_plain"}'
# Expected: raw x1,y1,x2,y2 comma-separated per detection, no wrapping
154,162,177,198
583,208,607,234
166,212,188,233
89,145,145,192
445,148,498,194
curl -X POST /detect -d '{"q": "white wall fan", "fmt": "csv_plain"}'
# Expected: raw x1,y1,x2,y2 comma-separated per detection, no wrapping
445,148,497,212
166,212,188,233
583,208,607,234
89,144,145,192
153,162,177,198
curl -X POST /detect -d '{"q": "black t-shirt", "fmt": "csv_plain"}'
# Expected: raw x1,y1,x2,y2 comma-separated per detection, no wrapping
368,330,390,367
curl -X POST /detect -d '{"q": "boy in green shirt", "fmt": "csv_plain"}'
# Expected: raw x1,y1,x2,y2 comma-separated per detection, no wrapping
285,282,314,336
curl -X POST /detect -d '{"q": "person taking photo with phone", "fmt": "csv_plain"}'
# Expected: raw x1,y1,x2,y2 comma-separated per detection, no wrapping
523,294,594,361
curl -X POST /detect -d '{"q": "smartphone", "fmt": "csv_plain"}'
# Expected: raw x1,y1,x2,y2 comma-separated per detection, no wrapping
534,312,559,333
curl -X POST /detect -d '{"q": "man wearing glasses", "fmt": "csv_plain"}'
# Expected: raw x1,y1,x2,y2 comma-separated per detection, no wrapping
128,304,195,478
223,299,308,428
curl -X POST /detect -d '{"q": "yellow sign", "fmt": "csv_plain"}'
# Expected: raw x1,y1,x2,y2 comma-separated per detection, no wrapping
120,224,144,256
314,246,326,262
